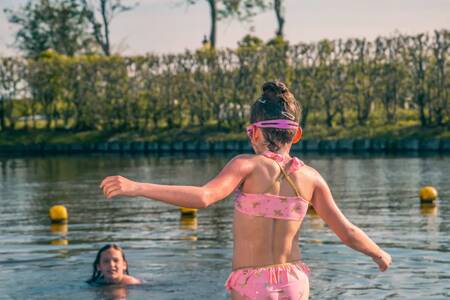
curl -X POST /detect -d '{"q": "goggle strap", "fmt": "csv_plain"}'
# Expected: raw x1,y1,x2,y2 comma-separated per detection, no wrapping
252,119,298,129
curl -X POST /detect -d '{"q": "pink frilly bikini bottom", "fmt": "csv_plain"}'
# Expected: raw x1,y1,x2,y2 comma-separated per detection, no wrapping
225,260,311,300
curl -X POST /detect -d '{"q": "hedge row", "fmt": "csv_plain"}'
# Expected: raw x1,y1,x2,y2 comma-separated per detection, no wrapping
0,30,449,133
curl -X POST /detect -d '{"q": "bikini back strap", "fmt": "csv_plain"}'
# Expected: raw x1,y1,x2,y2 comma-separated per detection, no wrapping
273,160,302,198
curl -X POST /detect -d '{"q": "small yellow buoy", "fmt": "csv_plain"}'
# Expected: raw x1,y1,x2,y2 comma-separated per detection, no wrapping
49,205,68,223
180,207,198,217
419,186,438,203
307,205,317,215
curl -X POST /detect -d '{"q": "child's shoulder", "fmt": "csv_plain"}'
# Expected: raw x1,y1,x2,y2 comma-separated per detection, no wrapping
121,275,141,285
226,154,262,174
295,161,326,185
230,153,265,166
232,153,259,161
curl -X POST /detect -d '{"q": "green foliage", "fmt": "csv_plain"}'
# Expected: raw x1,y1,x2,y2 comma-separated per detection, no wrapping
0,57,25,130
266,35,288,47
4,0,95,58
0,30,449,139
238,34,264,50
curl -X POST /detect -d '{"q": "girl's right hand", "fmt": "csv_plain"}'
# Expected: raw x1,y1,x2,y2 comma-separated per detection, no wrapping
372,250,392,272
100,175,140,199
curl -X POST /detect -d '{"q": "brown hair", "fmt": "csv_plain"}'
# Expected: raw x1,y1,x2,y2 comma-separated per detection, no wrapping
250,81,302,152
87,244,130,284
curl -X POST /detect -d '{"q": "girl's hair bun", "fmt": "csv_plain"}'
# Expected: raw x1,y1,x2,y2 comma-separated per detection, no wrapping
250,80,302,152
262,81,289,96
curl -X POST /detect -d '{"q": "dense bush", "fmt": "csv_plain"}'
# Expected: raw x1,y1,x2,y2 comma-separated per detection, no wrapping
0,30,448,132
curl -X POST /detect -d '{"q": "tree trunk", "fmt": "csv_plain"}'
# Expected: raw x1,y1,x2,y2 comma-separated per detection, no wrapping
152,115,158,129
207,0,217,49
100,0,111,56
325,99,334,128
301,107,309,129
0,97,4,131
31,101,37,130
337,106,346,127
418,92,427,126
274,0,285,37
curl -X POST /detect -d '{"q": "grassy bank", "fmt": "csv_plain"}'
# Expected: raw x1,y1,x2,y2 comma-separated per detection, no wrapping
1,121,449,146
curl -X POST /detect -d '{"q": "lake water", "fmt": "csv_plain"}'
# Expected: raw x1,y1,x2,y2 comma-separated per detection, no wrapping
0,152,449,300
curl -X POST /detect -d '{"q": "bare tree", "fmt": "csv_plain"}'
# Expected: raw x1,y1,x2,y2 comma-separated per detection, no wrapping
273,0,285,37
186,0,267,49
82,0,137,55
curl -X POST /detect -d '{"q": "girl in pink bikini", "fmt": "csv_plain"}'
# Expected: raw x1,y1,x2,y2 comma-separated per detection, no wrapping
100,81,392,299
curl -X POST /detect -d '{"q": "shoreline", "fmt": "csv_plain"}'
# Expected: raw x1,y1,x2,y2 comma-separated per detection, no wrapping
0,138,449,154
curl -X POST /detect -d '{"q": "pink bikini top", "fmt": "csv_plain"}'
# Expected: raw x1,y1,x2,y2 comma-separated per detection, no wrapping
234,151,310,221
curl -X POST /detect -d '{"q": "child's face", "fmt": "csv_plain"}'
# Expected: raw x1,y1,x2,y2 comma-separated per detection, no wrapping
97,248,127,283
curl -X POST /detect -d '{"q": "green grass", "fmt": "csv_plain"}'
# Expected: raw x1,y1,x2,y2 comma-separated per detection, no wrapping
0,123,249,145
302,108,450,140
304,121,450,140
2,104,448,145
0,121,449,146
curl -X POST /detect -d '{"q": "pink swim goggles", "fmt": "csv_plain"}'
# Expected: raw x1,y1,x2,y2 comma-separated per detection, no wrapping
246,119,299,137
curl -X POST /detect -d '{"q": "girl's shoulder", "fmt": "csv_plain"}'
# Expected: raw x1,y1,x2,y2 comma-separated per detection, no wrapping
223,154,268,178
121,275,142,285
291,158,319,176
230,154,323,180
294,162,328,189
233,153,258,159
228,154,262,166
231,153,272,168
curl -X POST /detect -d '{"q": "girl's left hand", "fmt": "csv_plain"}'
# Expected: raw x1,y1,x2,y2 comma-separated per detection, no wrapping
100,175,140,199
372,250,392,272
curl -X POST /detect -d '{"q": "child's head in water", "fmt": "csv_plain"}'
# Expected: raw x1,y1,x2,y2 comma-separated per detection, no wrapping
247,80,302,152
87,244,140,285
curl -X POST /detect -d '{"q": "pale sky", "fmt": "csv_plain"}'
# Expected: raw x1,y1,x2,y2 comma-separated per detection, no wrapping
1,0,449,55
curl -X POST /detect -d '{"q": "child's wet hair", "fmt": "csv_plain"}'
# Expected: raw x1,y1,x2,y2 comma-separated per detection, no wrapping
87,244,130,284
250,81,302,152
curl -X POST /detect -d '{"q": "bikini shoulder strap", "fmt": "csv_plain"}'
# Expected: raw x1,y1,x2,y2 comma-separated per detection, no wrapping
273,160,302,198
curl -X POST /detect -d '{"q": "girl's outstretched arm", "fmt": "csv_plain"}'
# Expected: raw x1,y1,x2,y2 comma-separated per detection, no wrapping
311,170,392,272
100,155,254,208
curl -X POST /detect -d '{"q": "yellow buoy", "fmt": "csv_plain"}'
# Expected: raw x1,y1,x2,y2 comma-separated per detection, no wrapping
49,205,68,223
180,207,198,217
419,186,438,203
307,205,317,216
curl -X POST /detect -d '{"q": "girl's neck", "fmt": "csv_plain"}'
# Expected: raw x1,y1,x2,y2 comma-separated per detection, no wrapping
255,144,292,159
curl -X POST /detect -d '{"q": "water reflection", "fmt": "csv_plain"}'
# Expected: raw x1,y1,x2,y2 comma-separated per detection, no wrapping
92,285,128,300
179,215,198,241
0,152,449,299
180,216,198,231
420,203,438,217
307,213,326,231
50,223,69,246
